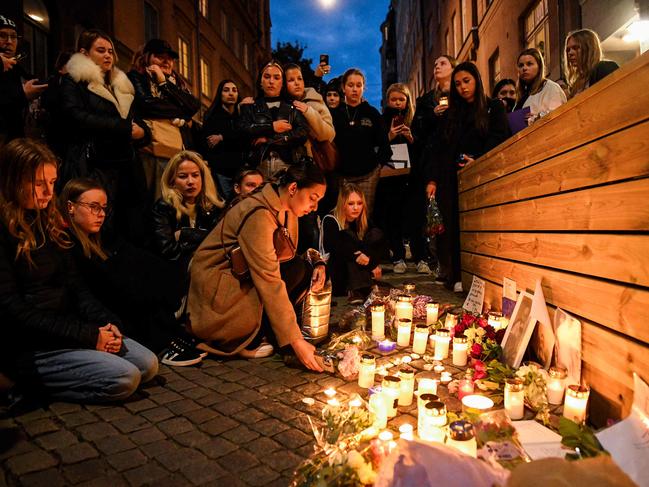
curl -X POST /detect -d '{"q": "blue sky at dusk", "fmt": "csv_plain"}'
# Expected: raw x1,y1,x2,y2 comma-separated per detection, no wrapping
270,0,391,108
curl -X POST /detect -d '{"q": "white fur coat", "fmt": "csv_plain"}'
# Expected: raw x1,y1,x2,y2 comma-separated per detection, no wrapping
65,52,134,119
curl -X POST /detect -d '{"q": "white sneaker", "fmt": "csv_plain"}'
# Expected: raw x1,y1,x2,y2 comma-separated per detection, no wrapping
416,260,432,274
393,260,407,274
239,343,275,359
453,281,463,293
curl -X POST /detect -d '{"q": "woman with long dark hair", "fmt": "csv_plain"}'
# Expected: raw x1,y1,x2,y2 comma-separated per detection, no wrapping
0,139,157,403
425,62,510,292
515,47,566,122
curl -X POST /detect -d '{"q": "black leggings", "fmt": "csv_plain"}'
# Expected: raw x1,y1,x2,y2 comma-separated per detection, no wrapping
246,257,312,350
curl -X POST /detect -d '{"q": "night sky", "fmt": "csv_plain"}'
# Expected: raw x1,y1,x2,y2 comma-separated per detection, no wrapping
270,0,392,108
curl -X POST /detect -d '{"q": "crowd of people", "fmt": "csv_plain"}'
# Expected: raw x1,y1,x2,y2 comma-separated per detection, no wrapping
0,13,619,403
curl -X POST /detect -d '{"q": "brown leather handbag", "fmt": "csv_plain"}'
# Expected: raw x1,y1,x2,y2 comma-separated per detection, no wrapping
311,139,339,173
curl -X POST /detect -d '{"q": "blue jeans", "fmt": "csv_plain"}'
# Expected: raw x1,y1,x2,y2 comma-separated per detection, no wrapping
26,338,158,403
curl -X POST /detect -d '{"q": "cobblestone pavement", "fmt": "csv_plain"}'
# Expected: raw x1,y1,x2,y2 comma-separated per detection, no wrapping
0,269,464,487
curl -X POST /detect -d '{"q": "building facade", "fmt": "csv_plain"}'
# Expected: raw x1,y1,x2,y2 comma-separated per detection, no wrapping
387,0,646,99
7,0,271,114
379,3,398,107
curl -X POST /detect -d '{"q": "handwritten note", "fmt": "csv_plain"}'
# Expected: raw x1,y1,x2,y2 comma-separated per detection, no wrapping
597,373,649,487
463,275,485,314
502,277,517,318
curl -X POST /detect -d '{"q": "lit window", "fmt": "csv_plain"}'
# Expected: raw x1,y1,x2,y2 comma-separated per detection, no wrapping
199,0,208,18
177,37,190,80
200,57,210,97
524,0,550,65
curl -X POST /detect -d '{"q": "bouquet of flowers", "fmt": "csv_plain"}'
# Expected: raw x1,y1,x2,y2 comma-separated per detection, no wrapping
316,330,374,379
425,197,445,236
453,312,503,362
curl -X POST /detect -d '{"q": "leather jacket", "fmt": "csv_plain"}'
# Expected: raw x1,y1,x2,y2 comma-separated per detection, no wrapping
127,70,199,121
238,98,308,166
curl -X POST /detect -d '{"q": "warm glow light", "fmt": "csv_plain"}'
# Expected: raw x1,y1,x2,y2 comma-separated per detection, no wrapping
327,398,340,407
378,430,393,442
349,397,362,408
624,20,649,43
28,13,44,22
324,388,337,398
319,0,336,9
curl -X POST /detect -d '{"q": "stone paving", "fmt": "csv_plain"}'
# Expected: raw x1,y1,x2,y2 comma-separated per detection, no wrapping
0,269,463,487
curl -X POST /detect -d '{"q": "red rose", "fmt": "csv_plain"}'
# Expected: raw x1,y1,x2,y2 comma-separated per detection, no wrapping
495,329,506,344
485,325,496,340
460,314,476,327
472,360,487,380
470,343,483,359
477,317,488,328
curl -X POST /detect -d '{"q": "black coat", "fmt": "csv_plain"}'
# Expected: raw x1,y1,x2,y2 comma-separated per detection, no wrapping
0,64,28,143
332,101,392,177
202,105,247,176
151,199,220,262
127,70,199,121
589,60,619,87
0,219,119,360
237,98,309,166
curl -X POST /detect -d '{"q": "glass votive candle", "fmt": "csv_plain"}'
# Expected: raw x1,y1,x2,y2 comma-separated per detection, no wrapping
426,302,440,325
412,324,429,354
452,334,468,366
444,311,459,329
487,311,504,330
403,282,416,295
547,366,568,405
417,392,439,411
378,339,396,353
382,375,401,418
398,367,415,406
461,394,494,415
358,353,376,389
399,423,414,441
417,377,438,396
369,392,388,429
563,384,590,424
397,318,412,347
419,400,447,442
433,328,451,359
433,363,445,374
447,420,477,457
504,378,525,420
440,371,453,384
395,294,414,323
371,304,385,340
458,373,475,400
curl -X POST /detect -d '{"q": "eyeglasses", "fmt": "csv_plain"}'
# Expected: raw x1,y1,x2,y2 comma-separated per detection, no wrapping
72,201,112,216
0,33,21,42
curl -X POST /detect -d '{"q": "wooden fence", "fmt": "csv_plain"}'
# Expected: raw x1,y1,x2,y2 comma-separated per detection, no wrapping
458,51,649,426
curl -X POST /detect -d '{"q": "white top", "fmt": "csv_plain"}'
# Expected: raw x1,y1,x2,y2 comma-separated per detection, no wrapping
523,79,567,118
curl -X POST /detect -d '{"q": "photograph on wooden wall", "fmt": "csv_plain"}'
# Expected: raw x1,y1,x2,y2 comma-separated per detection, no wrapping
553,308,582,384
501,291,536,368
529,280,555,369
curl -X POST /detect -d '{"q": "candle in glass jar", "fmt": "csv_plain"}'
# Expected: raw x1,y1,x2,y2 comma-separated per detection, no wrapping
440,371,453,384
447,420,477,457
412,325,429,354
371,304,385,340
399,423,414,441
504,378,525,420
487,311,504,330
426,302,440,325
547,366,568,405
563,385,590,424
382,376,401,418
417,377,438,396
461,394,494,415
458,372,474,400
452,334,468,366
378,339,396,353
358,353,376,389
403,282,416,295
433,328,451,360
398,367,415,406
395,294,414,323
369,393,388,429
417,392,439,411
444,311,459,329
418,401,446,442
397,318,412,347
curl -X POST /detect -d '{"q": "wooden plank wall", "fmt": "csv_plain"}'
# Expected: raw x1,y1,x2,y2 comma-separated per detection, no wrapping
457,51,649,427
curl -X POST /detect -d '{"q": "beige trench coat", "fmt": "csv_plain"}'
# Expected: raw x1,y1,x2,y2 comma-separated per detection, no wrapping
186,184,302,355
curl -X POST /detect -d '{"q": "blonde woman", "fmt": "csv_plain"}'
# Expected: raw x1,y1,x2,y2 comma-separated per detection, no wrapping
515,47,566,121
564,29,619,99
152,150,224,262
320,183,386,303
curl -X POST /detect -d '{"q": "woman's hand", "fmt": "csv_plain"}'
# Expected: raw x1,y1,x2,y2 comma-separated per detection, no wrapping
273,120,292,133
354,251,370,266
372,266,382,280
314,63,331,78
434,104,448,116
252,137,268,146
388,121,402,142
291,338,323,372
311,265,326,293
400,125,414,143
292,100,308,113
131,122,145,140
426,181,437,199
239,96,254,105
146,64,166,84
96,324,121,353
207,134,223,148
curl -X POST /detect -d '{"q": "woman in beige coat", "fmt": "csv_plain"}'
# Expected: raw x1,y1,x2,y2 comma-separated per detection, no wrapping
186,162,327,371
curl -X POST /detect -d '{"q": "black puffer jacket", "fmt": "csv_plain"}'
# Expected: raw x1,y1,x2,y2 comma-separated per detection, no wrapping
237,98,309,166
202,105,247,176
151,199,220,262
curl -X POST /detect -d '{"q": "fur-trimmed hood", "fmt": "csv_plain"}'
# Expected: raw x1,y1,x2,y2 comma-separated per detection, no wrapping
65,52,134,119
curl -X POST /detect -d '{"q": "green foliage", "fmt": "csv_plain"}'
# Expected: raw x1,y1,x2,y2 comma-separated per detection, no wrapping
558,417,609,460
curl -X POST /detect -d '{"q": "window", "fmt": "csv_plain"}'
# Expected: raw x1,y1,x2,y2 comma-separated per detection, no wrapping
23,0,49,79
199,0,208,18
200,57,210,96
220,10,229,44
489,48,501,93
177,36,190,80
461,0,469,41
524,0,550,65
452,12,459,56
144,2,159,41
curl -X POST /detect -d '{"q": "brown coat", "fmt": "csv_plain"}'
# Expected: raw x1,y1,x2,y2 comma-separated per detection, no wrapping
186,184,302,355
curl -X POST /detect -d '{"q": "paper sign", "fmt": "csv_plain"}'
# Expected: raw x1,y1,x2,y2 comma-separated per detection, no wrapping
596,373,649,487
502,278,517,318
514,420,566,460
389,143,410,168
463,275,485,314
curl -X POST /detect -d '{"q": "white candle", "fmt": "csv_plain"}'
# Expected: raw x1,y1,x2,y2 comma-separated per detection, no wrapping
395,294,414,323
399,423,414,441
371,304,385,340
447,420,476,457
397,318,412,347
487,311,504,330
504,378,525,420
563,385,590,424
433,329,451,359
412,325,429,354
358,353,376,389
417,392,439,412
417,377,438,396
426,302,440,325
398,367,415,406
369,393,388,429
418,400,446,442
452,335,468,366
382,376,401,418
440,372,452,384
547,366,567,405
444,312,459,329
324,388,336,398
327,398,340,407
461,394,494,414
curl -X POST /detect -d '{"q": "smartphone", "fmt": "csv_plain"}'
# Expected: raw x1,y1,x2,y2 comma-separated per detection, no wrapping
439,96,449,107
320,54,329,65
392,114,405,126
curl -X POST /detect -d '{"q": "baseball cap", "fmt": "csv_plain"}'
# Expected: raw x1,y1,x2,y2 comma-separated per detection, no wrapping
143,38,178,59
